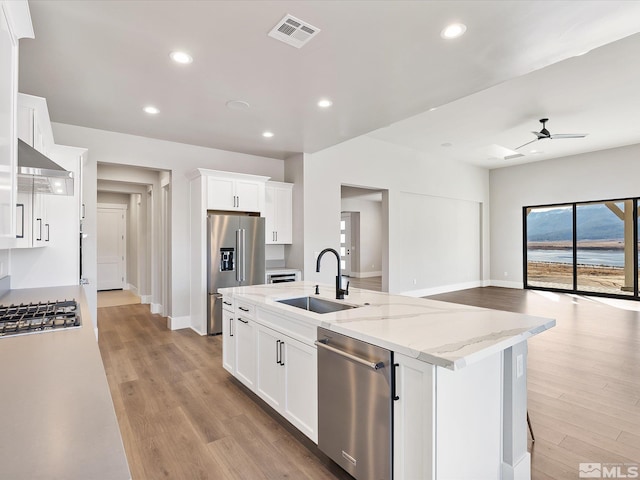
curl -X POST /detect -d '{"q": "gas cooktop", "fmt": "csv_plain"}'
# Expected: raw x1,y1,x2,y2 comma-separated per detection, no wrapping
0,299,81,338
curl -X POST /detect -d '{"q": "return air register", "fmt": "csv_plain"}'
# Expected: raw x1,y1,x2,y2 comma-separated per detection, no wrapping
268,14,320,48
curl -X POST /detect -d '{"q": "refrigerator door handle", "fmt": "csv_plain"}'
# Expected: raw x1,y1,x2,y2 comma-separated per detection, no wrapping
235,229,241,282
240,228,246,282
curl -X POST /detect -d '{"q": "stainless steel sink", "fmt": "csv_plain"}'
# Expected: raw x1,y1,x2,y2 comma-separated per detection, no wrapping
277,296,358,314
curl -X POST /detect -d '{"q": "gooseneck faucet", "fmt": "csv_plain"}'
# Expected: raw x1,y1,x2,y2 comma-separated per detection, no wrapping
316,248,349,300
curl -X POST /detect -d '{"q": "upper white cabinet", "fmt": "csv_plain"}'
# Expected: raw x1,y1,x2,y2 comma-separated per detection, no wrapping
265,181,293,244
205,170,267,213
0,1,34,249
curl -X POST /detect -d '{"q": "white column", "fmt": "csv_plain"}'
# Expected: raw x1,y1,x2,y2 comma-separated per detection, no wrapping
502,342,531,480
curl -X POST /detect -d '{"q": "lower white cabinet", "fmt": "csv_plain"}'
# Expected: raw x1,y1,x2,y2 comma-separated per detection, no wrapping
221,309,235,375
255,322,317,442
234,315,256,390
223,300,318,443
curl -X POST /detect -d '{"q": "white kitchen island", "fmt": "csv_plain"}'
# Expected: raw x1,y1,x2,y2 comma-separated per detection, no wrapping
219,281,555,480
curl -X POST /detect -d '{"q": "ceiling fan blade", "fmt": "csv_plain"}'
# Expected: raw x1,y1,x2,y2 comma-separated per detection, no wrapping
549,133,588,139
515,138,539,150
532,131,549,139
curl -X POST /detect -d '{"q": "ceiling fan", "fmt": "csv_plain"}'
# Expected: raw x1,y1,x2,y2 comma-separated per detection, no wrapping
515,118,588,150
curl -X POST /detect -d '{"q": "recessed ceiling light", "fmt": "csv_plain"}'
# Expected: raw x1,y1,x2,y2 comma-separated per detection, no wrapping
530,149,537,153
317,99,333,108
170,51,193,64
143,106,159,115
429,107,437,112
441,23,467,39
262,131,274,138
226,100,250,110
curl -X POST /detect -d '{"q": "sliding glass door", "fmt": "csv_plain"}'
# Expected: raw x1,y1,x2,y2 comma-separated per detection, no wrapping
525,205,574,290
524,197,639,300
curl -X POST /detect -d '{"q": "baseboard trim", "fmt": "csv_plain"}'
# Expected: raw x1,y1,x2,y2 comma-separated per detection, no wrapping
501,452,531,480
348,271,382,279
400,280,483,298
167,315,191,331
490,280,524,289
140,295,151,304
150,303,162,314
126,284,139,296
191,326,206,336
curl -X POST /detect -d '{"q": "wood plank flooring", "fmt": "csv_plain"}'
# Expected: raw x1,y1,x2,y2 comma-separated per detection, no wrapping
347,276,382,291
98,304,352,480
99,288,640,480
428,287,640,479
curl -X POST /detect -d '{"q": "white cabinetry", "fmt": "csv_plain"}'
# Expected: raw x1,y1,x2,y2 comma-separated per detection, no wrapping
0,1,33,248
206,171,267,213
15,190,50,248
234,301,257,390
255,322,317,441
265,181,293,244
221,299,235,374
223,296,318,443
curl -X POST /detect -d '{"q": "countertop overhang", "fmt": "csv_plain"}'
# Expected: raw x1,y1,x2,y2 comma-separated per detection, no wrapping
219,281,556,370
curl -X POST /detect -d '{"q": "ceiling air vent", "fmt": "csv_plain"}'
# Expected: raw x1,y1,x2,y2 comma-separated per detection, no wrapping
268,14,320,48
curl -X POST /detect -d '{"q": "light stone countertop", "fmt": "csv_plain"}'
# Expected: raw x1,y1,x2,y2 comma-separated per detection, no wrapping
0,286,131,480
219,281,556,370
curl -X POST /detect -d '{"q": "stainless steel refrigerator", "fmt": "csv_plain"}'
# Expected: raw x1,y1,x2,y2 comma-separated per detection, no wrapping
207,214,265,334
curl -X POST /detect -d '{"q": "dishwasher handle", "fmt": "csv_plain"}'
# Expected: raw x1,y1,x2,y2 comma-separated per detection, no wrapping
315,340,384,370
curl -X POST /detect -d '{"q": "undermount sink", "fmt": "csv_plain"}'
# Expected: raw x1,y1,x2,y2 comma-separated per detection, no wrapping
277,296,358,314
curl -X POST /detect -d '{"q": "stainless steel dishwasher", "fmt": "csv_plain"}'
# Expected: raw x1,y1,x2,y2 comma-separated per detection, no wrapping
315,327,394,480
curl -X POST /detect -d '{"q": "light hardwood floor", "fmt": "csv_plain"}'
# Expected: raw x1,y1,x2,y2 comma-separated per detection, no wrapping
97,289,141,308
98,304,352,480
347,276,382,291
98,287,640,479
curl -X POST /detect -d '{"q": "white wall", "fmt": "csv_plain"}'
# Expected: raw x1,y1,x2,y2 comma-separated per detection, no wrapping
52,123,284,320
304,135,490,295
284,153,304,274
341,197,383,276
97,191,128,205
490,143,640,287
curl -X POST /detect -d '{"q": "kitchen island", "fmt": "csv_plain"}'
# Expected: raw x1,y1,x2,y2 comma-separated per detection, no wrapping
0,286,130,480
219,281,555,480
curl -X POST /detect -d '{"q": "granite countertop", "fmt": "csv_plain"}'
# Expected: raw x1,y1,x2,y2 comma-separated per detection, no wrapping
0,286,130,480
219,281,556,370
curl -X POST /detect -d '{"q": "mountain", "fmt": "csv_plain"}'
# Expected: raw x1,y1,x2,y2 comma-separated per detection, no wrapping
527,203,625,242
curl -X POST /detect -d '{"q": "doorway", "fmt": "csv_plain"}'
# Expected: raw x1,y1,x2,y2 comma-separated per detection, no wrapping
97,204,126,291
340,185,388,292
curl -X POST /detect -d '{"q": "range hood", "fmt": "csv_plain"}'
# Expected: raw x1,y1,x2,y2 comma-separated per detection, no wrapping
17,139,74,195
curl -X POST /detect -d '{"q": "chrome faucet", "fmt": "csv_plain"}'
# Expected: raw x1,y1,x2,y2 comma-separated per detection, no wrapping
316,248,349,300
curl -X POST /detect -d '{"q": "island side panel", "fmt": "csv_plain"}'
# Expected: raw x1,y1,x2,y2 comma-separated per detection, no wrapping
502,342,530,480
436,350,503,479
393,353,436,480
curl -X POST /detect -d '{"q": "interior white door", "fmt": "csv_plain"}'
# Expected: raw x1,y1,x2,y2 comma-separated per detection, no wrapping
97,207,126,290
340,213,352,276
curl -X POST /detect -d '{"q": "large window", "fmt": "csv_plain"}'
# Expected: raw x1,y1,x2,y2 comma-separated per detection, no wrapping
524,198,639,299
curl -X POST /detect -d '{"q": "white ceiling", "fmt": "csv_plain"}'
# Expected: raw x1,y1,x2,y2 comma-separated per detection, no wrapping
18,1,640,166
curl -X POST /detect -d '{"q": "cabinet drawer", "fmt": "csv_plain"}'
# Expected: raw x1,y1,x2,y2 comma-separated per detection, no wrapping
222,296,234,312
236,300,255,319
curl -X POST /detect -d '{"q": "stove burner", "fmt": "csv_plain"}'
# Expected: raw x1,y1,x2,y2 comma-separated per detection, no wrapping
0,299,81,337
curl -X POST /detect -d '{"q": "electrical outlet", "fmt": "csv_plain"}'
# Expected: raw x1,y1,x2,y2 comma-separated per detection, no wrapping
504,271,508,277
413,279,417,285
516,354,524,378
